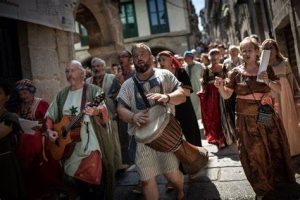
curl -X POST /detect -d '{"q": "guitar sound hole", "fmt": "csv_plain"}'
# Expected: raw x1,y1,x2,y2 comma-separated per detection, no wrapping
62,127,67,138
55,139,60,147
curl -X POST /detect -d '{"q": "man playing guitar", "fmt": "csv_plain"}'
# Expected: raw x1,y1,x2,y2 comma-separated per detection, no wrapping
45,60,115,200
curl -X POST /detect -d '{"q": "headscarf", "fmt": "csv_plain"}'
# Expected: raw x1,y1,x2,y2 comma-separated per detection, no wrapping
15,79,36,94
157,51,183,69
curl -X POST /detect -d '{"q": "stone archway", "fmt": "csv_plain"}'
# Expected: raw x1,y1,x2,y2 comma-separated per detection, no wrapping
151,46,174,57
76,4,102,48
75,0,124,67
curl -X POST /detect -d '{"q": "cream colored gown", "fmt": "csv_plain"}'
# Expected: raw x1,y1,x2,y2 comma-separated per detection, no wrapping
272,59,300,156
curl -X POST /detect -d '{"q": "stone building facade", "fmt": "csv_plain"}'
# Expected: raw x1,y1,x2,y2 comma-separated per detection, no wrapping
200,0,300,83
74,0,124,68
269,0,300,82
119,0,201,56
0,0,123,101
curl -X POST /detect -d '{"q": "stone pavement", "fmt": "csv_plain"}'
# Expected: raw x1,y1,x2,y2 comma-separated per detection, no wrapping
114,136,300,200
114,140,254,200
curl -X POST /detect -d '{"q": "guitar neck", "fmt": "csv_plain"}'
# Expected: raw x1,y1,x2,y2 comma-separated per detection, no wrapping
62,92,105,134
65,112,85,132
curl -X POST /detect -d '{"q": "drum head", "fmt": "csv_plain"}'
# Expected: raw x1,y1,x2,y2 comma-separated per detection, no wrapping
134,104,170,143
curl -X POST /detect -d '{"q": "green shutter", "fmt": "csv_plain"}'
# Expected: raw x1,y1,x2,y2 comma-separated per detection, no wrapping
120,2,138,38
147,0,169,34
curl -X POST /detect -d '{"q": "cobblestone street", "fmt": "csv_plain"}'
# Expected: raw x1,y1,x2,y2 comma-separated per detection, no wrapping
114,133,300,200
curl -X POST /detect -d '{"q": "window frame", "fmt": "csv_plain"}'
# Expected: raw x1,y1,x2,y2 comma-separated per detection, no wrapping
146,0,170,34
120,1,139,38
77,22,89,46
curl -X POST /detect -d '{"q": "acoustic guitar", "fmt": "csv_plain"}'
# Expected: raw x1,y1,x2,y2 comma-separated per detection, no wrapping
48,92,105,160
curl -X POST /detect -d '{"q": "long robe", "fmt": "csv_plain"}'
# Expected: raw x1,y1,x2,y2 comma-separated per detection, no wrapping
271,59,300,156
198,65,235,147
46,84,115,200
175,68,202,146
226,66,295,196
17,98,64,199
86,74,123,170
184,61,204,120
108,72,136,164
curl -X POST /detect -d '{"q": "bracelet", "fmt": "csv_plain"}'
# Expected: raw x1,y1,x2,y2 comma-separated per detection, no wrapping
166,94,171,103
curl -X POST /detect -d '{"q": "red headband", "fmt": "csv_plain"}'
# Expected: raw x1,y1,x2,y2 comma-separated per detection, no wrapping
158,51,182,69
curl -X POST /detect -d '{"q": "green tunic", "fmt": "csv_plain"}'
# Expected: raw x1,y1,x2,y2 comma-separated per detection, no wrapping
86,74,124,170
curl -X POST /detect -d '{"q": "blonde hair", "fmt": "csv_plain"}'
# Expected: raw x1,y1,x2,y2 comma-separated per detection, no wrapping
228,45,239,52
240,37,260,61
240,37,260,51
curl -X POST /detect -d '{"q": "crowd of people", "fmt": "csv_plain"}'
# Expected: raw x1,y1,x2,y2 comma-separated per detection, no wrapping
0,35,300,200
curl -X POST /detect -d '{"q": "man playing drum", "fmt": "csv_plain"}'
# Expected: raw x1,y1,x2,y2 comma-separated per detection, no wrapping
117,43,186,200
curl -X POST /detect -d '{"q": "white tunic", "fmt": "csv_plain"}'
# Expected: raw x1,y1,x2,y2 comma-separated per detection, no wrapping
46,88,101,177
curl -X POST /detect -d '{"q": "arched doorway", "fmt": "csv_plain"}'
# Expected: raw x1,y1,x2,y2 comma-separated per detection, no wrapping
151,46,174,57
74,1,124,67
0,17,22,83
75,3,103,48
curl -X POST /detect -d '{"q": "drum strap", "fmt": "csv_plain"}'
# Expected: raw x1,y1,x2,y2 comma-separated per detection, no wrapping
133,76,151,108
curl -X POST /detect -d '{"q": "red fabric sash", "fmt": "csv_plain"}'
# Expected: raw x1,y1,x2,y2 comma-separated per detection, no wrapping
74,150,102,185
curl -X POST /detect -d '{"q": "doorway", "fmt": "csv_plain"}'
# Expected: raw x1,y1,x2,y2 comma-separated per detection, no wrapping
0,17,22,83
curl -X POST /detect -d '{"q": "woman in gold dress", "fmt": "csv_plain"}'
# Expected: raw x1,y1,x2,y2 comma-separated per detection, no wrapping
214,37,295,199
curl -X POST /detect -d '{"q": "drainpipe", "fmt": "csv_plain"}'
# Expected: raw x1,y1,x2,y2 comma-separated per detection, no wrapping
262,0,273,38
185,0,192,49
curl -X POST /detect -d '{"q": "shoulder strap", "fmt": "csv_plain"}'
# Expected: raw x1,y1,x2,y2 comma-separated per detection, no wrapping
80,83,88,112
245,80,266,107
57,87,69,122
132,76,151,108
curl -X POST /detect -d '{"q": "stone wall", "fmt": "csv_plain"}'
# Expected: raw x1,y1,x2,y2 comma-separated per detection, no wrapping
203,0,300,81
18,22,74,102
75,0,124,68
2,0,124,102
271,0,300,82
124,34,190,56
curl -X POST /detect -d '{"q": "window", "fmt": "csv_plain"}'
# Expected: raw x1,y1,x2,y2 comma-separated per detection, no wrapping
120,2,138,38
147,0,169,34
77,22,89,46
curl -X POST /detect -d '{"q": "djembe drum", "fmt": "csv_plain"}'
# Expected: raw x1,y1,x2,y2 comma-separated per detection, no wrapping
134,104,208,177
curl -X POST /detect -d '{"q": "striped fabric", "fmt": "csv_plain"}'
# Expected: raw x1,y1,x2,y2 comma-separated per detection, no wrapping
117,68,181,136
135,143,179,181
117,68,182,180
